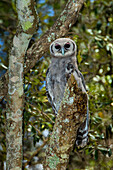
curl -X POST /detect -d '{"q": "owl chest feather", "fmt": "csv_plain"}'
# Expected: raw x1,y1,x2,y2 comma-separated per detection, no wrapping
51,57,74,86
48,57,75,112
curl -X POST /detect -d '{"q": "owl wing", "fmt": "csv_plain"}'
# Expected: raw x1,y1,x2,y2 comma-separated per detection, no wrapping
66,62,89,147
46,68,56,113
72,68,87,93
72,67,89,147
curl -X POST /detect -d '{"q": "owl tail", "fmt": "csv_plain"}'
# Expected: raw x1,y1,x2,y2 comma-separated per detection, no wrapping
76,118,88,148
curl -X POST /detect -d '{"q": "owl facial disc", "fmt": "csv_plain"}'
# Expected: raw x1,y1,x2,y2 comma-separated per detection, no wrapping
50,38,77,58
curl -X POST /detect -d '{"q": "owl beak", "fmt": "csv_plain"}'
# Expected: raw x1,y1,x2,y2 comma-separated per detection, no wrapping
61,47,65,56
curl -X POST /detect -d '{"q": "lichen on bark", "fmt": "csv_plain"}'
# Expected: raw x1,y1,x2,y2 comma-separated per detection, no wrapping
44,74,87,170
6,0,39,169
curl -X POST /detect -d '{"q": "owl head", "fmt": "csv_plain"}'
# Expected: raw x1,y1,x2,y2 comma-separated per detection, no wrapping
50,38,77,58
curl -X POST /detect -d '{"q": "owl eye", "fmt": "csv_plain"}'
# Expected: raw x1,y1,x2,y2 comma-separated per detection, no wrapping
55,44,61,50
64,43,70,49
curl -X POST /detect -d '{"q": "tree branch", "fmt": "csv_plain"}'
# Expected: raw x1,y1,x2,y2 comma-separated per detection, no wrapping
23,138,48,168
25,0,85,73
44,74,87,170
0,0,85,100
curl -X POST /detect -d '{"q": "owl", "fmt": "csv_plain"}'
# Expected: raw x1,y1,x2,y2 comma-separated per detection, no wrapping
46,38,89,147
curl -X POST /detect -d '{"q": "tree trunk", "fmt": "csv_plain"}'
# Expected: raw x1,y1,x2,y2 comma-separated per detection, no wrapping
44,75,88,170
6,0,38,169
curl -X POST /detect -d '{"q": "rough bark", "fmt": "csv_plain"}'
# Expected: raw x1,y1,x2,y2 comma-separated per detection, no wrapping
44,75,87,170
0,0,85,100
6,0,38,169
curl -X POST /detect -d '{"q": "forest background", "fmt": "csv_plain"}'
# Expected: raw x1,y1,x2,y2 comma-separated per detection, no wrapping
0,0,113,169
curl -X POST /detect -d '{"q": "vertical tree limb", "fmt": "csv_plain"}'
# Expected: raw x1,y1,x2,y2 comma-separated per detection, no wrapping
44,75,87,170
6,0,38,169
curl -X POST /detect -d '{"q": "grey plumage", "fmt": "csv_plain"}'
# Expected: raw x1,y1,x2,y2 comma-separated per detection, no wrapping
46,38,89,147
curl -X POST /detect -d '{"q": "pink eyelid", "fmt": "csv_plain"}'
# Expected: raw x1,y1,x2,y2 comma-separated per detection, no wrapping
55,44,60,46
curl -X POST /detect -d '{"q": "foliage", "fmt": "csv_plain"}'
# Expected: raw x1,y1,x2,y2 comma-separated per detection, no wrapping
68,0,113,169
0,0,113,169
